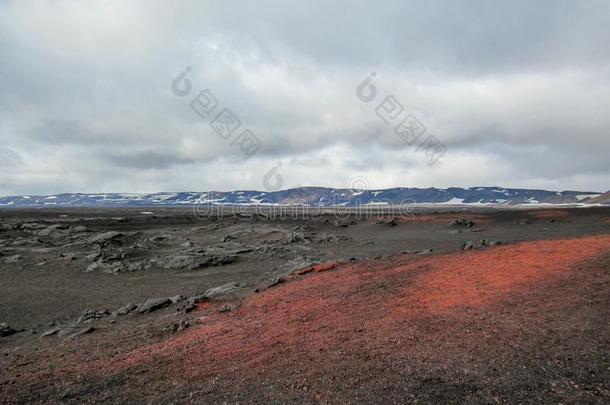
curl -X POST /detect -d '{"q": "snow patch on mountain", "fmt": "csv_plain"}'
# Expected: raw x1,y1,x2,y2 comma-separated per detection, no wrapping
0,187,606,207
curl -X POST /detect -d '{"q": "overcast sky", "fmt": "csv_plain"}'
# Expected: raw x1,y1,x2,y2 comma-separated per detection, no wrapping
1,0,609,196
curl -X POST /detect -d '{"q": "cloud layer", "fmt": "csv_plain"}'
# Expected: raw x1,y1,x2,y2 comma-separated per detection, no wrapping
1,0,609,195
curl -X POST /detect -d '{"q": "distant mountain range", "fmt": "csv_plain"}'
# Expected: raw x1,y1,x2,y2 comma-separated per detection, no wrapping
0,187,608,207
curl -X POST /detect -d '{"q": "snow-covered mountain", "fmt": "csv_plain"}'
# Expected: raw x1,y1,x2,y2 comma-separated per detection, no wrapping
0,187,607,207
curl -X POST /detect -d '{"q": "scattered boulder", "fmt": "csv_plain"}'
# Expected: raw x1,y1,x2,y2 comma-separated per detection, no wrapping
0,323,17,337
188,294,208,304
59,252,78,261
116,303,137,316
158,255,196,270
463,239,501,250
189,282,241,304
85,261,122,274
4,255,22,264
181,241,195,248
164,320,190,333
200,254,237,268
517,219,533,225
20,223,45,231
177,320,190,332
36,225,69,238
41,328,61,337
170,295,185,304
76,309,109,324
81,233,147,274
219,304,238,313
148,234,172,243
47,325,95,339
57,326,79,338
286,232,311,244
222,234,237,242
463,241,475,250
86,231,125,245
402,249,433,255
37,228,54,237
267,276,286,288
211,246,253,255
281,257,323,275
452,218,474,228
85,258,149,274
318,234,351,243
377,218,398,227
152,254,236,271
138,298,171,314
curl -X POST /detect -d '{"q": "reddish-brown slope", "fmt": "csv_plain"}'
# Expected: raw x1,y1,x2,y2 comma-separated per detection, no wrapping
109,238,610,391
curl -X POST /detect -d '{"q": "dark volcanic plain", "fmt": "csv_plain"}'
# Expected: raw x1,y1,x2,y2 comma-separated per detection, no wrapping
0,206,609,404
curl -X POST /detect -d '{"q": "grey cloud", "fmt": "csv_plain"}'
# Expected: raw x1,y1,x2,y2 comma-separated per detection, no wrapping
0,148,23,168
104,149,196,170
0,0,609,195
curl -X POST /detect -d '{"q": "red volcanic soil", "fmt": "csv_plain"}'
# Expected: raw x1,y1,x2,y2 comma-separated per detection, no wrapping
529,210,571,220
4,236,610,403
86,236,610,402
